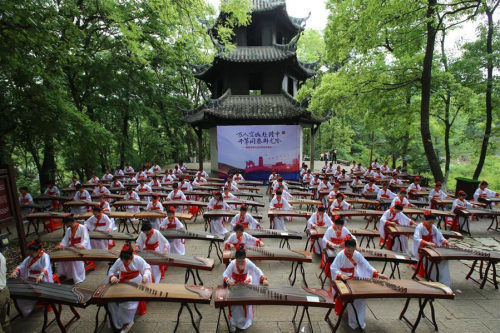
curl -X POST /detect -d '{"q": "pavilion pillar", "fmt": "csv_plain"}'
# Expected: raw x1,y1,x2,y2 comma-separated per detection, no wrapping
310,125,319,171
194,126,203,170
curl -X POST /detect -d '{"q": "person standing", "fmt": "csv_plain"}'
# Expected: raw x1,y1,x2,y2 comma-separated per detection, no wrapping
0,250,9,333
332,148,337,163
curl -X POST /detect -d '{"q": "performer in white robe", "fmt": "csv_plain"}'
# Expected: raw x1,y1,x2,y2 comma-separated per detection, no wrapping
318,179,333,207
44,183,61,211
192,175,207,186
306,206,333,254
125,163,135,174
302,170,313,185
230,205,261,230
57,216,90,283
232,172,245,183
107,245,152,332
224,179,239,192
115,166,125,176
391,190,413,208
473,180,499,207
271,178,288,192
309,174,321,199
389,174,403,185
160,208,186,255
196,168,209,178
124,187,141,213
269,190,292,230
111,176,124,189
377,183,396,200
149,162,162,174
361,179,379,196
144,194,164,229
330,193,353,217
207,192,231,234
88,173,100,185
102,169,113,182
135,221,169,283
19,187,34,217
135,180,152,202
72,184,91,215
451,190,476,231
224,224,263,250
148,176,162,189
92,181,111,198
222,187,237,210
330,238,388,330
378,205,414,253
222,248,269,331
412,213,451,286
85,206,113,249
428,182,447,208
10,240,53,316
166,183,187,213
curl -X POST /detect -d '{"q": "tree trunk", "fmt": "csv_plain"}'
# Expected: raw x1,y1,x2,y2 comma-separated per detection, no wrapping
120,109,129,167
473,7,495,179
420,0,444,182
369,130,374,166
39,137,56,192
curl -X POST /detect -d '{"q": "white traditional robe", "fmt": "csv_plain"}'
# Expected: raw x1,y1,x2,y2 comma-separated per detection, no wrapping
323,226,354,249
148,179,162,188
224,232,260,249
192,177,207,186
271,181,288,191
224,182,239,192
102,173,113,181
451,198,474,230
412,223,451,286
230,213,260,230
222,259,266,330
88,177,100,185
14,251,53,316
145,200,164,229
124,191,141,213
84,214,112,249
330,250,378,330
160,217,185,255
135,184,152,201
269,197,292,231
149,165,162,174
136,171,147,180
136,229,169,283
127,176,138,184
474,187,498,207
166,190,187,212
162,174,176,182
232,174,245,183
44,186,61,210
92,186,110,197
19,193,34,217
318,182,333,206
302,174,313,184
377,188,396,200
196,170,209,178
111,180,124,188
429,188,447,201
330,199,352,216
378,208,413,253
57,224,90,283
207,198,231,234
222,192,237,210
362,184,380,195
72,190,91,214
272,190,293,202
125,166,135,173
106,256,152,330
389,178,403,185
179,181,193,193
407,183,422,193
391,196,410,208
307,212,333,253
115,169,125,176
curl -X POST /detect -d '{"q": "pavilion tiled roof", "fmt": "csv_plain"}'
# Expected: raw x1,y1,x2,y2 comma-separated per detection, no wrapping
183,89,323,127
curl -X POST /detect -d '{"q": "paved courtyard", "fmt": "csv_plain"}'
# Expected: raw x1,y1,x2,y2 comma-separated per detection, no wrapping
9,163,500,332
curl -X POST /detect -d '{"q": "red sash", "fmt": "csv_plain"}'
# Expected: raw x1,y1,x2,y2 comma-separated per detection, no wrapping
69,226,82,246
152,201,161,211
316,212,324,226
28,251,43,268
166,218,177,229
94,215,107,229
274,199,283,209
145,231,159,250
231,263,249,317
21,194,30,204
139,186,148,192
120,270,140,282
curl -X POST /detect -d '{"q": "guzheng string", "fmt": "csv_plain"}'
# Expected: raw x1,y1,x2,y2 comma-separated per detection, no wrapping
358,248,388,258
439,245,491,257
123,282,168,297
9,279,82,300
352,277,407,293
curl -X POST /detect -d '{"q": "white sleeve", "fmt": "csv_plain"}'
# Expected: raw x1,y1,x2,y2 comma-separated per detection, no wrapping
60,228,70,248
247,260,265,284
136,233,146,250
107,259,122,283
330,252,346,279
223,260,235,282
139,257,152,280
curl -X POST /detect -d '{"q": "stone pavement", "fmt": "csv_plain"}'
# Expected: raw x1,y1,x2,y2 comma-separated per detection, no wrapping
9,164,500,332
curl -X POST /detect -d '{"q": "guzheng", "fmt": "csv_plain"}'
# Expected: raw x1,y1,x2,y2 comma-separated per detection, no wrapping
233,185,260,192
50,249,119,262
8,279,94,332
35,194,74,202
403,207,453,218
214,285,334,333
91,283,213,304
306,227,379,249
162,200,208,208
112,200,149,207
289,191,314,198
225,199,265,208
379,198,427,207
287,185,306,191
91,283,213,332
161,229,225,242
267,210,312,218
385,224,463,240
330,278,454,332
134,210,194,220
21,203,51,210
137,192,169,197
455,208,500,217
222,247,312,264
231,191,264,198
192,185,219,191
40,229,136,242
63,200,100,208
214,284,333,307
183,190,212,197
237,180,263,186
137,251,215,271
330,209,383,218
288,199,322,206
344,198,379,206
325,247,416,266
206,177,225,182
26,211,72,220
90,193,124,200
203,210,263,220
416,246,500,289
245,229,303,240
478,197,500,205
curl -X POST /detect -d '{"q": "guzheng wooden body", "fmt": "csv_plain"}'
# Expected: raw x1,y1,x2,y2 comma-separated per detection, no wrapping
378,198,427,207
214,285,333,308
21,203,51,210
161,229,225,242
35,194,74,202
223,247,312,264
63,200,100,208
478,197,500,205
231,191,264,198
225,199,265,208
386,225,463,239
183,190,212,197
403,207,453,217
267,210,312,218
41,230,136,242
330,209,383,218
237,180,263,186
288,199,322,206
420,246,500,262
8,279,93,306
134,210,193,220
307,227,379,240
345,198,380,206
90,193,124,200
50,249,119,262
332,279,454,301
162,200,208,208
137,251,215,271
193,185,219,191
112,200,149,207
289,191,314,198
137,192,169,198
325,248,416,265
245,229,303,239
203,209,263,220
91,283,213,304
26,212,71,220
455,208,500,217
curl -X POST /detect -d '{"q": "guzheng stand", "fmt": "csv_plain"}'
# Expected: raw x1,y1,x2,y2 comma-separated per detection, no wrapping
288,261,308,287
